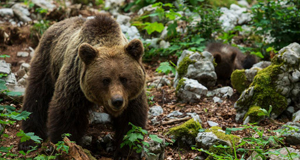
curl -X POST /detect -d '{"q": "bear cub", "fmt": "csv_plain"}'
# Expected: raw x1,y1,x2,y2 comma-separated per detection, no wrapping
19,13,148,159
206,42,257,85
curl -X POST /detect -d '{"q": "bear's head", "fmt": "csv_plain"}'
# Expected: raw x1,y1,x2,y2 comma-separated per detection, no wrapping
78,39,145,117
213,50,237,80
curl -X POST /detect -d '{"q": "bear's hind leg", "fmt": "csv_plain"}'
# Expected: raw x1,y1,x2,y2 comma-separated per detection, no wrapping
19,56,54,151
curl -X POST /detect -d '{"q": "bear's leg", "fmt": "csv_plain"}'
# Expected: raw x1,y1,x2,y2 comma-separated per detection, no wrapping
112,90,148,159
19,56,54,151
47,65,93,144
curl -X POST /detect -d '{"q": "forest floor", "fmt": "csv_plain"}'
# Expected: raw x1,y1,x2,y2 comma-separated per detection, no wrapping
0,12,299,160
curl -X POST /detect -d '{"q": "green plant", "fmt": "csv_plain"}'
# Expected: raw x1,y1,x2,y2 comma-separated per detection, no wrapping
121,122,163,158
194,124,298,160
31,20,51,39
251,0,300,53
156,61,176,75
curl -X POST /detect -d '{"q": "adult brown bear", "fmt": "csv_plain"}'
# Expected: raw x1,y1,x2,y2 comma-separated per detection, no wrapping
19,13,148,159
206,42,257,85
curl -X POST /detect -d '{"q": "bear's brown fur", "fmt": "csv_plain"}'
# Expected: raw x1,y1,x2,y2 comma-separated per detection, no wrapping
206,43,257,85
19,13,148,159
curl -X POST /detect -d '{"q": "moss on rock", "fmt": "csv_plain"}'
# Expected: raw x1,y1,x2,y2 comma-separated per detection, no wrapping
177,56,196,79
167,118,202,139
176,78,186,92
231,69,249,93
236,64,288,122
243,106,265,122
205,126,240,146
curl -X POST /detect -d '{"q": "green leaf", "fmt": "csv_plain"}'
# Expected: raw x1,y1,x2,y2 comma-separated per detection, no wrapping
0,146,13,153
143,22,164,35
156,62,176,75
149,134,163,143
17,130,42,143
128,133,144,142
10,111,31,120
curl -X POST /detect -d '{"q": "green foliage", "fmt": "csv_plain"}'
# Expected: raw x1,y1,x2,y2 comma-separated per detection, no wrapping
143,22,165,35
156,61,176,75
194,124,298,159
31,20,51,38
251,0,300,50
121,122,163,157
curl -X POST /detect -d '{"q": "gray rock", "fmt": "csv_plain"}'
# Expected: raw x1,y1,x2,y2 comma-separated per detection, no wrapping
90,112,111,124
137,5,158,23
144,138,165,160
213,96,223,103
0,124,3,132
269,147,300,160
120,25,141,41
144,38,159,48
207,86,234,98
281,122,300,145
17,51,29,57
195,132,231,149
20,63,30,73
235,43,300,123
0,8,14,17
149,105,163,117
207,121,218,127
101,134,114,152
82,136,92,146
12,3,32,22
252,61,271,69
149,76,171,89
32,0,56,11
104,0,125,11
116,14,131,26
176,78,208,103
238,0,250,8
167,110,183,118
293,110,300,122
151,117,160,125
159,40,170,49
219,4,252,32
0,60,11,75
187,113,202,124
247,151,263,160
174,50,217,89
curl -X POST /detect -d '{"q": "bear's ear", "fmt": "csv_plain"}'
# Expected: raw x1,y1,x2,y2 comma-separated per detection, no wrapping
214,53,222,64
79,43,98,65
125,39,144,61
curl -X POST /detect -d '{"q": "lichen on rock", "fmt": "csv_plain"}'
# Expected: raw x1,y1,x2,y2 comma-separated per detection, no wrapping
205,126,240,145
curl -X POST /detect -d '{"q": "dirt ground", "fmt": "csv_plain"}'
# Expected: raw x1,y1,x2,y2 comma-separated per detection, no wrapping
0,15,299,160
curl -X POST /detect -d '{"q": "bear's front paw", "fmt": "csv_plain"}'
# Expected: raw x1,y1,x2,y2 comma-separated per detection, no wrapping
18,140,40,151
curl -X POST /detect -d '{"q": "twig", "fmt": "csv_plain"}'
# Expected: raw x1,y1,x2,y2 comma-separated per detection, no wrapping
162,117,191,125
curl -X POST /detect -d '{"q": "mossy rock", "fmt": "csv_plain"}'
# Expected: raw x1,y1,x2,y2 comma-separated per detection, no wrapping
167,118,202,139
175,78,186,92
205,126,240,146
243,106,265,122
177,56,196,79
236,64,288,122
231,69,249,93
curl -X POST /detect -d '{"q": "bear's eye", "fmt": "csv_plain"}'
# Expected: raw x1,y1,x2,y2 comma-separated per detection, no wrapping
120,77,127,84
102,78,111,85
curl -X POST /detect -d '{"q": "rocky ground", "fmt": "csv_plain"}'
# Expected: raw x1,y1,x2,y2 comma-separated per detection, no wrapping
1,0,300,160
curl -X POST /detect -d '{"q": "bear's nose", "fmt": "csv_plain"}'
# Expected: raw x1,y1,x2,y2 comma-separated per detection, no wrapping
112,97,123,109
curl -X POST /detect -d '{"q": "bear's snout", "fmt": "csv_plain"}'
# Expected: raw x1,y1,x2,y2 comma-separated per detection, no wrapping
111,96,124,109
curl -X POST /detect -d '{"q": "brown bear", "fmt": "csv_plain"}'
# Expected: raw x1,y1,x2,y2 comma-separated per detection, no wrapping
18,13,148,159
206,42,257,85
